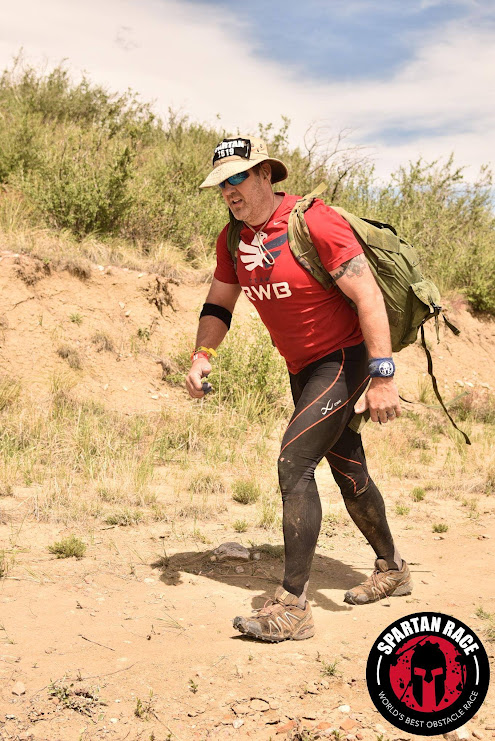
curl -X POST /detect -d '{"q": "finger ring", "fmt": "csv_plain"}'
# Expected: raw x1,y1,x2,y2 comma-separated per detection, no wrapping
387,411,395,418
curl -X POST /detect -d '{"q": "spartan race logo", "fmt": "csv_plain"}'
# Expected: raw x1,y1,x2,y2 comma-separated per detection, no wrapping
366,612,490,736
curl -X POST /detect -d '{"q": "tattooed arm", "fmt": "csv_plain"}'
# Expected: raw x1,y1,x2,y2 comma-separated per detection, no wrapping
330,255,401,423
330,254,391,360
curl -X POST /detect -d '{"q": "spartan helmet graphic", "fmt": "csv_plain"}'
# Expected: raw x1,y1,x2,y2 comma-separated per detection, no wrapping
411,641,447,710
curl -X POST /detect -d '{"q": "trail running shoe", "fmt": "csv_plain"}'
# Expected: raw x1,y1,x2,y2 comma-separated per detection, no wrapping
233,586,315,642
344,558,413,605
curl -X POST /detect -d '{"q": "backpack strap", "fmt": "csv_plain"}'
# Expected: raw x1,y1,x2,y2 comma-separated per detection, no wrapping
287,182,334,290
443,314,461,336
226,210,243,271
227,182,331,278
420,325,471,445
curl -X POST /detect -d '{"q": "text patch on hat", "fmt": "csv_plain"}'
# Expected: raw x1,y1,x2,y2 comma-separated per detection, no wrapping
213,138,251,165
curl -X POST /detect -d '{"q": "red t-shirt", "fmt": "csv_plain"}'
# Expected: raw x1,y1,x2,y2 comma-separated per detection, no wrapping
214,193,364,374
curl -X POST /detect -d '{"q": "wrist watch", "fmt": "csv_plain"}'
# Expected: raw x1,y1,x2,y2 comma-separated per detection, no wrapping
368,358,395,378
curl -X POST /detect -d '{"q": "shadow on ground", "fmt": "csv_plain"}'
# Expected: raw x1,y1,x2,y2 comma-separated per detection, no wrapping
152,546,370,615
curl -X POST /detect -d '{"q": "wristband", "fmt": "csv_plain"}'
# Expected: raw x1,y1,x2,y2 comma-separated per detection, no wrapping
191,351,209,363
196,346,217,357
191,346,218,363
368,357,395,378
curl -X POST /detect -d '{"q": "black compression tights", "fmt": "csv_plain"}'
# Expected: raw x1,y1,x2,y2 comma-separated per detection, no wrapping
278,343,400,598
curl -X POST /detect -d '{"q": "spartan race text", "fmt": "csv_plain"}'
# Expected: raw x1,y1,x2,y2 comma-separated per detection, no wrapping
377,615,480,656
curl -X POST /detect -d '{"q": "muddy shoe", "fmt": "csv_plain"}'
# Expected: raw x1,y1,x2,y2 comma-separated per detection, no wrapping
344,559,413,605
233,586,315,642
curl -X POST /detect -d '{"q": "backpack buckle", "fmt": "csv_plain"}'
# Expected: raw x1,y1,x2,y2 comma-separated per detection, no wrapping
430,302,442,342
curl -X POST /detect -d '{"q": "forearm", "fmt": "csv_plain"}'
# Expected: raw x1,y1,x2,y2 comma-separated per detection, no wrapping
354,288,392,360
194,315,230,353
331,254,400,422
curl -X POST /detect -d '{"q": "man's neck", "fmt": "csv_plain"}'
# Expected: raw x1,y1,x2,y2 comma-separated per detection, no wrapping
245,193,284,230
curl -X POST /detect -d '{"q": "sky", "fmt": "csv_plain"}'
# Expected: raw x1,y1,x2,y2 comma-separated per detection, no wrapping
1,0,494,182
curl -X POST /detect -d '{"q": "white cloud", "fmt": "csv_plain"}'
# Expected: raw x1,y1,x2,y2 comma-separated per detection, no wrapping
0,0,494,181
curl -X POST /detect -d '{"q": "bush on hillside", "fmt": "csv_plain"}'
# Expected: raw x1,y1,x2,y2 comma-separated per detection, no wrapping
171,317,288,423
18,129,135,237
1,56,494,312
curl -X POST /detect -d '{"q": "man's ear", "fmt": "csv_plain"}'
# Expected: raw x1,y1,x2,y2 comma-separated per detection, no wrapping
260,162,272,181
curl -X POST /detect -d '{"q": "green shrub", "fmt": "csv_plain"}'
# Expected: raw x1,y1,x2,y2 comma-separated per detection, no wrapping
18,129,136,238
0,56,155,133
319,658,340,677
411,486,426,502
105,508,144,526
233,519,248,533
48,534,86,559
232,479,261,505
215,318,289,421
432,523,448,533
395,503,410,516
172,317,289,422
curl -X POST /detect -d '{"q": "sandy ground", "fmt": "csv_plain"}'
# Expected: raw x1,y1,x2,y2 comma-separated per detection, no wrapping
0,252,494,741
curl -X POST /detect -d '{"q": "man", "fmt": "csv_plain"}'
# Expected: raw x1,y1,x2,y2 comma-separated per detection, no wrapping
186,136,412,643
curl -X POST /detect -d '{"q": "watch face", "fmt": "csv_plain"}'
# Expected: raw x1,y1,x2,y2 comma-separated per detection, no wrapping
379,360,394,376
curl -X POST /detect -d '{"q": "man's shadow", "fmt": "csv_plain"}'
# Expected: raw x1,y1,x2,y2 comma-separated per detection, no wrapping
152,545,369,614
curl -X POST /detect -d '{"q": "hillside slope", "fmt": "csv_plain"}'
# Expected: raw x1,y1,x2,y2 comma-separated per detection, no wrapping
1,249,494,407
0,251,494,741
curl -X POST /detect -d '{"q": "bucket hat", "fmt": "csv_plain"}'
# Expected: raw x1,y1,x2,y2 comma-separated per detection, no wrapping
199,135,288,189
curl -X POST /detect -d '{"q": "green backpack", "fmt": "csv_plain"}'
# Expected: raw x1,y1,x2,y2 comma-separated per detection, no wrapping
227,183,468,443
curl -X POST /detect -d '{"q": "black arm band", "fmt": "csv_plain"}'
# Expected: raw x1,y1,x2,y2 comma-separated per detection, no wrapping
200,302,232,329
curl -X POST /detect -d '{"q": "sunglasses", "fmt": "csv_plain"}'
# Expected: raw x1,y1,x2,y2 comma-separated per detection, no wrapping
219,171,250,189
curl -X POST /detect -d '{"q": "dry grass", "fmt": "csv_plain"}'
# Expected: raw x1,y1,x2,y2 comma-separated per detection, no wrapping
320,510,349,538
0,222,206,282
189,472,226,497
91,331,114,352
476,606,495,642
105,509,144,527
176,503,219,521
257,492,281,530
0,550,10,578
450,388,495,425
57,343,83,370
0,376,21,411
0,362,493,538
47,678,105,716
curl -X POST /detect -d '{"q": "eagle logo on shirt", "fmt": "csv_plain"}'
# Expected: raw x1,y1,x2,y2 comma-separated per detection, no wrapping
238,233,286,271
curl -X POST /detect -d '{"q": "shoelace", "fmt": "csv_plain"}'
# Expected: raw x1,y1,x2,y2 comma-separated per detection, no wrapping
370,569,392,605
253,598,285,616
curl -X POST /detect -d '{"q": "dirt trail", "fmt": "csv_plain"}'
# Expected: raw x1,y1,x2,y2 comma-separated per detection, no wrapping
0,252,494,740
